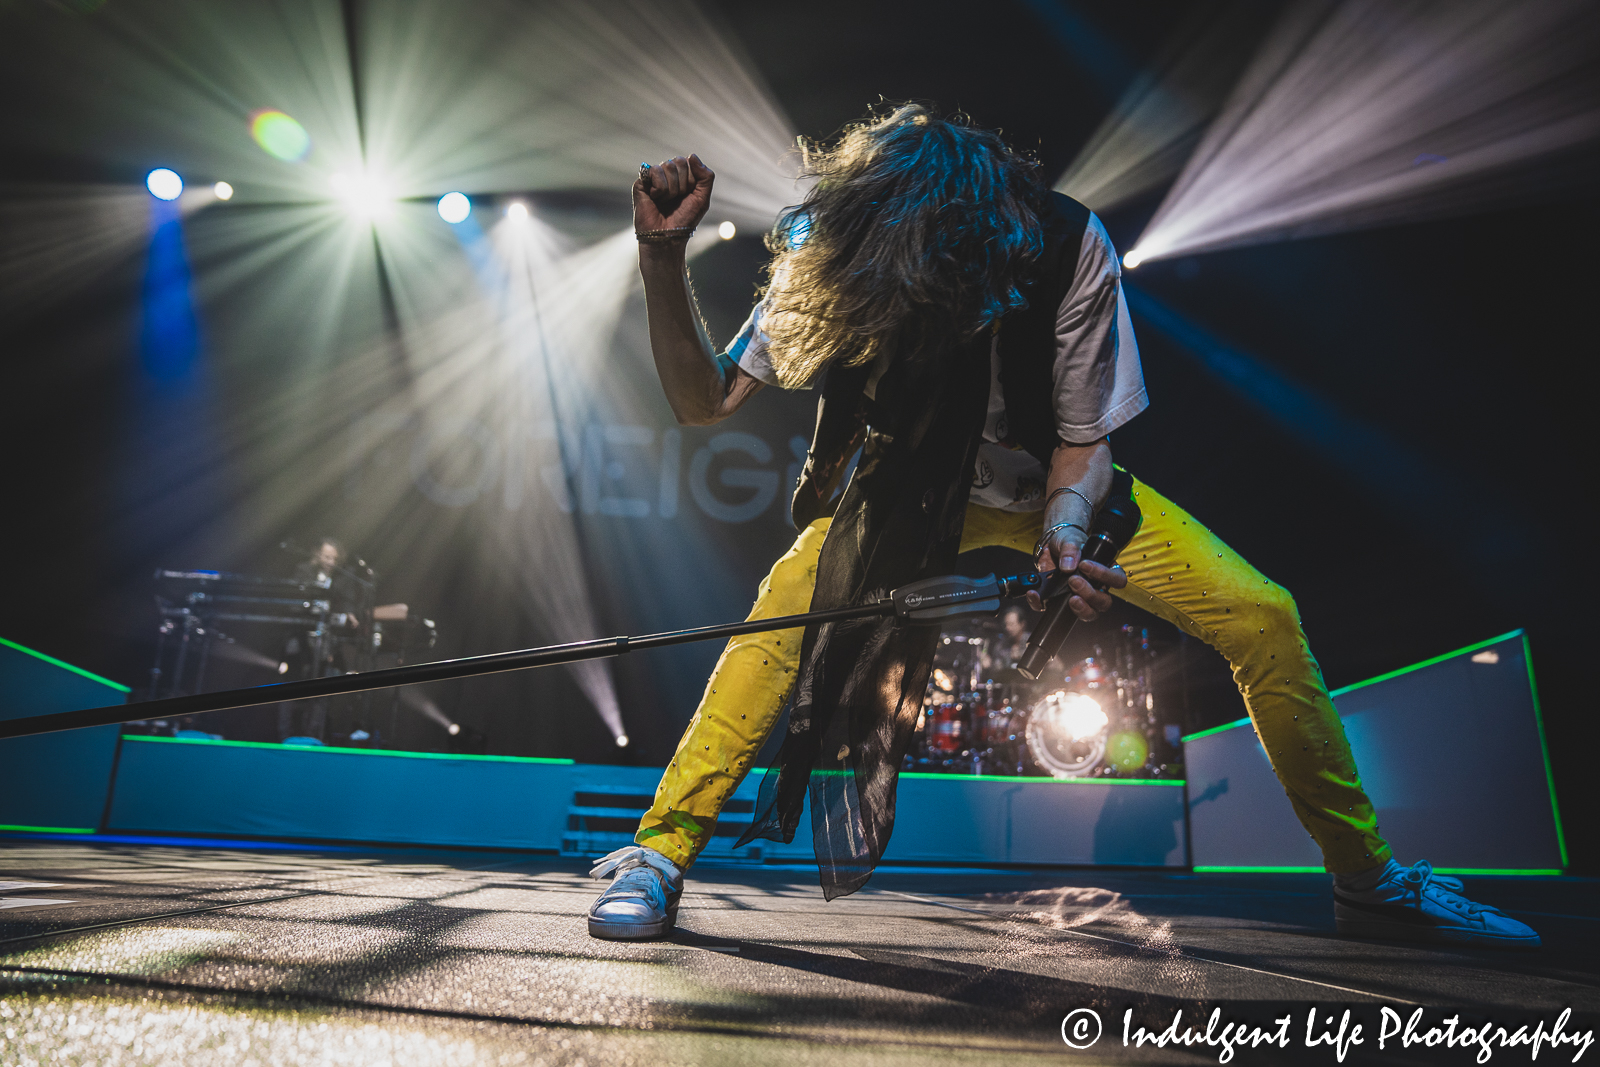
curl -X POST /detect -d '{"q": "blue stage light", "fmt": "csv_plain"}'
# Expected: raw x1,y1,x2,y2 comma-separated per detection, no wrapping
146,168,183,201
437,191,471,224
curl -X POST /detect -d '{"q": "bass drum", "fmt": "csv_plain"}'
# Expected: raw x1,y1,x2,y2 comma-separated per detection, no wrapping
923,702,969,756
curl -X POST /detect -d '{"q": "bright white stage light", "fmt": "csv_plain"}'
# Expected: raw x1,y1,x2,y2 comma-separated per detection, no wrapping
717,220,736,240
437,191,470,224
447,722,461,736
145,168,183,201
615,734,629,748
505,200,529,222
1122,248,1145,269
1052,691,1110,742
212,181,234,201
331,172,394,219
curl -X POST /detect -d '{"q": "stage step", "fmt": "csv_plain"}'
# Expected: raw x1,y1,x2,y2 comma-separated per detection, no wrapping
560,789,766,861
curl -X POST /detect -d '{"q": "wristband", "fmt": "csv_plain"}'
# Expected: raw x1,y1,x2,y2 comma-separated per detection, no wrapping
636,227,695,243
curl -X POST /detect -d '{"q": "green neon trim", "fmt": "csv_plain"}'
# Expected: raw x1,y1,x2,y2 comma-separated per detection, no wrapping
0,636,131,693
121,734,574,764
1522,634,1569,869
902,771,1183,785
1179,717,1252,744
0,824,97,835
1194,865,1562,876
1180,630,1528,744
1326,629,1524,698
1431,868,1563,877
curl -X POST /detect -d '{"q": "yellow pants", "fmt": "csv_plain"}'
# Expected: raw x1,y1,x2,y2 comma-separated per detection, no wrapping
635,474,1391,874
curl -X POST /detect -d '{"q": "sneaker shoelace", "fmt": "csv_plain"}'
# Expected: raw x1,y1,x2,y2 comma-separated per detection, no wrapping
1397,860,1494,915
590,845,680,911
599,864,668,911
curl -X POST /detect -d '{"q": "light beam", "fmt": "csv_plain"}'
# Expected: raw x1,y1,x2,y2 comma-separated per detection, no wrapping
1129,0,1600,264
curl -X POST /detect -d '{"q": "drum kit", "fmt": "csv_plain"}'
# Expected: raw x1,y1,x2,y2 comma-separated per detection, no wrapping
909,616,1182,780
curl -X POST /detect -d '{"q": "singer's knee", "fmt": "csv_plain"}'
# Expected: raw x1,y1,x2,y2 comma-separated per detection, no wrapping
1236,581,1309,668
1265,582,1305,636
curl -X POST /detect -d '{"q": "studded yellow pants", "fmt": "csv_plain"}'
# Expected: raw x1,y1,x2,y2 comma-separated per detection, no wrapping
636,473,1390,874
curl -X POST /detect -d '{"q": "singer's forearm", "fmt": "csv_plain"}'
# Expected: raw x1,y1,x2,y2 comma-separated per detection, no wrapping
1044,439,1113,546
639,243,728,425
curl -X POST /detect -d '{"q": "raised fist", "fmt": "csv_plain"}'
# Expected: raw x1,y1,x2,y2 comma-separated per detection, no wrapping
633,154,715,234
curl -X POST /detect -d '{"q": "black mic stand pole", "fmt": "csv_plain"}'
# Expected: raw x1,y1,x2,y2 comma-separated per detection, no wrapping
0,573,1040,742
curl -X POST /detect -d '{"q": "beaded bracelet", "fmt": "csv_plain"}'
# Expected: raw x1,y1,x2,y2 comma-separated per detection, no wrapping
1034,522,1087,558
636,227,696,243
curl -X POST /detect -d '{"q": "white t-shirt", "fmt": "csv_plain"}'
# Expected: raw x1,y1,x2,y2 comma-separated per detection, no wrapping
726,212,1147,512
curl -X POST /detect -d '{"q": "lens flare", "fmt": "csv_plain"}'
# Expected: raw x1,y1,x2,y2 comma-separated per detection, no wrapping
437,191,470,223
249,109,311,162
1106,730,1149,773
145,168,183,201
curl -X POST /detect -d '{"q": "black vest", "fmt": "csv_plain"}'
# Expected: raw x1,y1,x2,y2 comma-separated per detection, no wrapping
788,191,1092,527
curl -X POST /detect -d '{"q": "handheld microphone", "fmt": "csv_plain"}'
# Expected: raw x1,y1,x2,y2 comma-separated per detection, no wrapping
1016,470,1142,681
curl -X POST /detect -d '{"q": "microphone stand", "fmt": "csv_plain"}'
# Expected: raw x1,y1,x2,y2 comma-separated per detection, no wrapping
1,573,1042,741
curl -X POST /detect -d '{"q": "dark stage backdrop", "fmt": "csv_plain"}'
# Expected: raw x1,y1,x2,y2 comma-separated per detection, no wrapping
0,0,1593,869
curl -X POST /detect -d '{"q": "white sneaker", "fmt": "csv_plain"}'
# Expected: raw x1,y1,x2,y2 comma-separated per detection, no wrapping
1334,860,1540,949
587,846,683,940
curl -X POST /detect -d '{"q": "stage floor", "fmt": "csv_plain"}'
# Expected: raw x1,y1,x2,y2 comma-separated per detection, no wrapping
1,842,1595,1065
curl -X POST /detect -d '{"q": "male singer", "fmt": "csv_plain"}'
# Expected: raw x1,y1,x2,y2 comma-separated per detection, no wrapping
586,105,1538,951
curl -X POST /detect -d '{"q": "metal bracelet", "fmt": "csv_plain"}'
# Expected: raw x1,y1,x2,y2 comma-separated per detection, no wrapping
1033,522,1087,558
1046,486,1095,512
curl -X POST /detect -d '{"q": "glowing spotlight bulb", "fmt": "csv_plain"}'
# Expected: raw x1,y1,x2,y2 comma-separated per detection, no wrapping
447,722,461,736
437,191,470,224
331,172,394,219
145,168,183,201
615,734,629,748
212,181,234,201
506,201,529,222
717,220,736,240
1122,247,1145,269
1053,691,1109,741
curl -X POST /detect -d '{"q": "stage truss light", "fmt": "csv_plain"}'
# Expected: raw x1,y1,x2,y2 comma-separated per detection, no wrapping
717,220,736,240
212,181,234,201
331,172,394,220
437,191,470,224
447,722,461,736
145,168,183,201
1122,248,1145,269
615,734,629,748
506,200,529,222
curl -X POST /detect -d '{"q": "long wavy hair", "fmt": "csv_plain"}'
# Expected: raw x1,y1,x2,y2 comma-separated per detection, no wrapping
761,104,1044,388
